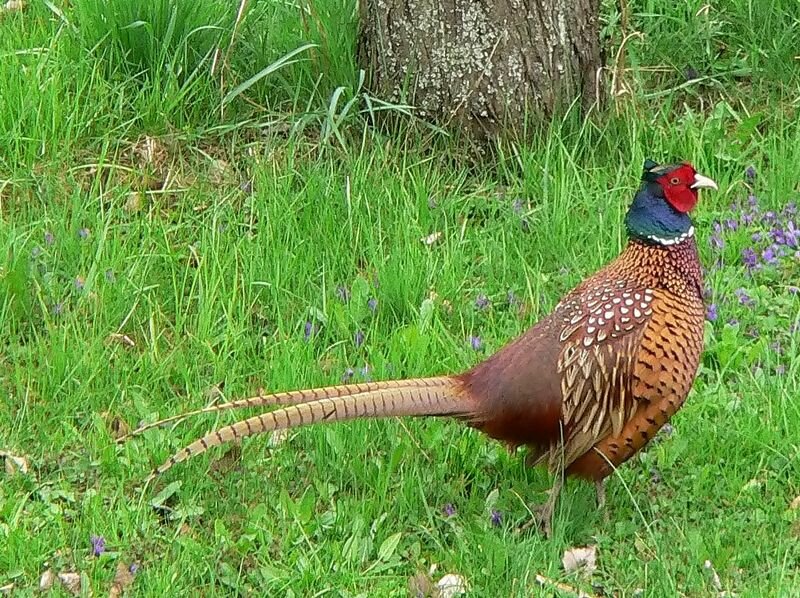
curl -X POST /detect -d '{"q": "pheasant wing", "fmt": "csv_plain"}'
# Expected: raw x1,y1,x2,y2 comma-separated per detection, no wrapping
554,281,656,465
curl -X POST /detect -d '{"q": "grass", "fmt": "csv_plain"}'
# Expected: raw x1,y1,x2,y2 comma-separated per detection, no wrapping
1,0,799,595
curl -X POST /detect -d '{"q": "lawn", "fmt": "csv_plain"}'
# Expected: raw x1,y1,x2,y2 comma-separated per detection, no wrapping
1,0,799,595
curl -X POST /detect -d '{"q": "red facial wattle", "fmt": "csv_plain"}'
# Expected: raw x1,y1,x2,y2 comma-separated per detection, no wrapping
657,164,699,213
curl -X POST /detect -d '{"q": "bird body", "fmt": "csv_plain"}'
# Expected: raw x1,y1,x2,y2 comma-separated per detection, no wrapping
122,160,717,533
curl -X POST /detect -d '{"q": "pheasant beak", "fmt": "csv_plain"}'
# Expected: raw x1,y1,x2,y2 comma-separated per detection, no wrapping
690,173,718,190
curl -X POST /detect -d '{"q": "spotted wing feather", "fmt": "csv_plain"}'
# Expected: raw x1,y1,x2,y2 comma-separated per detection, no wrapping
553,279,656,467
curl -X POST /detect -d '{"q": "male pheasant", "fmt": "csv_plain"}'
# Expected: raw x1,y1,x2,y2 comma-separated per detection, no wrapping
122,159,717,535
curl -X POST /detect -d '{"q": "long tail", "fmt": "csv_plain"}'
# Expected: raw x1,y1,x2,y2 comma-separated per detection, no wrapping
118,378,439,443
145,376,472,482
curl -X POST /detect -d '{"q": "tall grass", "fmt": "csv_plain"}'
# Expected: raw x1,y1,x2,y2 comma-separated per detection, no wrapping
1,3,799,592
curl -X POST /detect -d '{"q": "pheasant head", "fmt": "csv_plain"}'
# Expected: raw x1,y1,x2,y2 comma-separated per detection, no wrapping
625,159,718,246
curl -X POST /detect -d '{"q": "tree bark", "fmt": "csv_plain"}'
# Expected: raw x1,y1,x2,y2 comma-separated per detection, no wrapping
357,0,601,138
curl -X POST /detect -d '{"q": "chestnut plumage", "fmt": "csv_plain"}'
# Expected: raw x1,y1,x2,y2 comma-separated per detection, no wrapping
121,159,717,535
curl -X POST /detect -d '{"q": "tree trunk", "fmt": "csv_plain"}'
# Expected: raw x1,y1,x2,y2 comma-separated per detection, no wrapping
357,0,601,139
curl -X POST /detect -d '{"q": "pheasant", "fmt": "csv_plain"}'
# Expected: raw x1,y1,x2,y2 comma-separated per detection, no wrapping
121,159,717,535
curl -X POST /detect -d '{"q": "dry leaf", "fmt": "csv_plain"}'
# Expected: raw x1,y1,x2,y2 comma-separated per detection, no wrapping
109,562,136,598
39,569,56,591
124,192,143,213
106,333,136,349
562,545,597,576
132,136,167,169
0,583,14,594
57,572,82,596
1,450,29,475
408,571,434,597
535,574,596,598
420,231,442,246
105,413,131,440
704,560,723,592
741,477,761,491
436,573,468,598
1,0,26,12
790,495,800,510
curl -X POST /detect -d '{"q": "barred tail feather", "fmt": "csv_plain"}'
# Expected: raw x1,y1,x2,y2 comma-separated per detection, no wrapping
146,377,468,481
119,377,443,443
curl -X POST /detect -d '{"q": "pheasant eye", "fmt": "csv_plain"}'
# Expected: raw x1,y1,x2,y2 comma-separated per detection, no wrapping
670,177,680,185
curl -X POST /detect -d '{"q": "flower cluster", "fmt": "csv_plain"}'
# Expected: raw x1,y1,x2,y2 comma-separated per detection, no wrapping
703,166,798,375
708,191,798,275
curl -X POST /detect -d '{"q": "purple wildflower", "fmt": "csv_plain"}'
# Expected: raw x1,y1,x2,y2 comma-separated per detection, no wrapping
788,286,799,295
475,294,490,310
335,285,350,303
44,231,55,245
52,302,63,316
762,211,777,225
303,320,316,341
744,166,756,181
734,288,754,306
742,212,754,226
469,335,483,351
706,304,718,322
367,298,378,313
709,233,724,250
342,367,354,382
354,330,365,348
762,246,778,265
727,318,739,327
772,228,787,245
78,227,91,240
442,503,456,517
751,232,763,243
784,202,797,216
490,509,502,527
129,563,139,574
741,248,758,269
747,195,759,208
90,535,105,557
785,221,798,247
724,219,738,231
